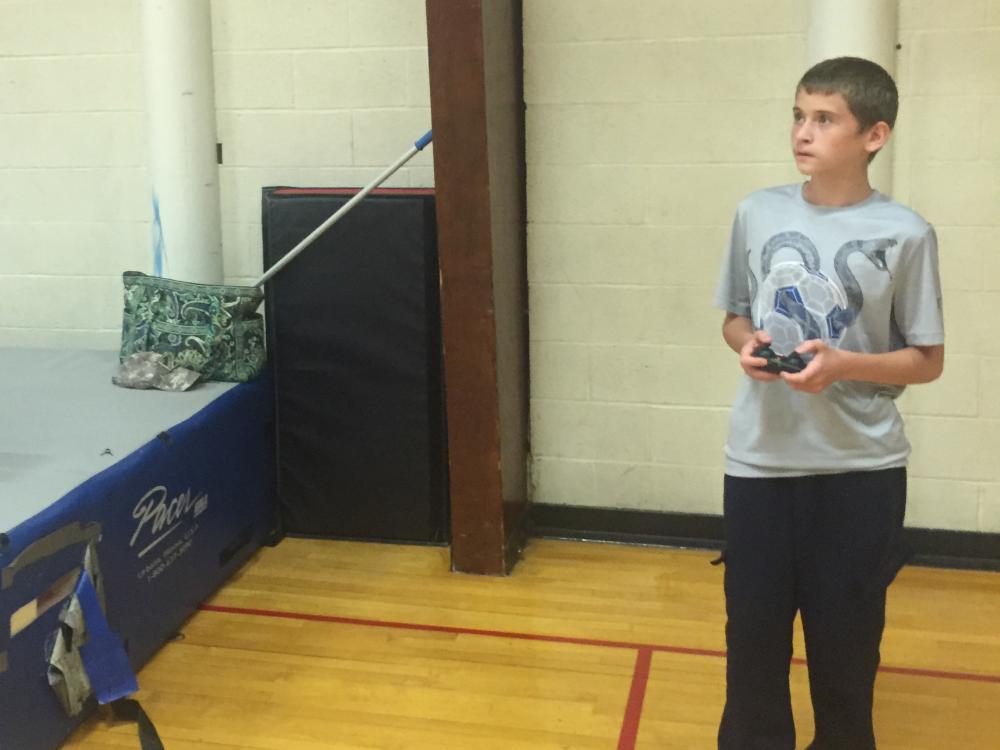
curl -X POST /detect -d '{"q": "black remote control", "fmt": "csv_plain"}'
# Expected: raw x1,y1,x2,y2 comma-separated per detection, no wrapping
752,345,807,374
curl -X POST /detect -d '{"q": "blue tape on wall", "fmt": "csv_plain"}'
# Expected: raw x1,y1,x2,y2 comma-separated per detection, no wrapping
75,571,138,704
152,193,165,277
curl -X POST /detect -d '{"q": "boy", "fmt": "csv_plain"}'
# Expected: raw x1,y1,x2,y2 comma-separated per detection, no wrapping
714,57,944,749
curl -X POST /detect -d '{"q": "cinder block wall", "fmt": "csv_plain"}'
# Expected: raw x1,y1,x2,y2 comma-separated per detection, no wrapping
3,1,998,532
525,0,1000,533
892,2,1000,531
211,0,433,286
0,0,432,347
0,1,147,348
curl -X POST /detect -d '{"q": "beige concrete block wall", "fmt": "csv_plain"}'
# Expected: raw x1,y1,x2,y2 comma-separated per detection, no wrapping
893,2,1000,532
213,0,432,287
4,1,998,533
526,1,1000,532
0,0,147,348
0,0,431,346
525,0,803,517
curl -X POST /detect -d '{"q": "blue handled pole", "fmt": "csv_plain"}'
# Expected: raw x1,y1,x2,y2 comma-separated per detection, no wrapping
254,130,433,287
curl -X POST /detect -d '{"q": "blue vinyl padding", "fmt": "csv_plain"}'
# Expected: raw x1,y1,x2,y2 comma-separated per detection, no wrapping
76,570,139,704
0,355,274,750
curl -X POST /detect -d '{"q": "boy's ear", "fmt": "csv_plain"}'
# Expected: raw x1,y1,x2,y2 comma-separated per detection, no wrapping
864,121,892,155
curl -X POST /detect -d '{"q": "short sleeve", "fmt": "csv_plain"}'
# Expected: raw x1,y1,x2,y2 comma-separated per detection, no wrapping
714,206,752,317
892,225,944,346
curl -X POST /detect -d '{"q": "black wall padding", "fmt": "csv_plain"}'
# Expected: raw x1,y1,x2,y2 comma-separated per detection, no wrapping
262,188,448,543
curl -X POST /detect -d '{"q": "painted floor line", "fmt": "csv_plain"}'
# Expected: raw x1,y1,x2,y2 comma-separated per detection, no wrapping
197,603,1000,750
617,647,653,750
198,603,1000,686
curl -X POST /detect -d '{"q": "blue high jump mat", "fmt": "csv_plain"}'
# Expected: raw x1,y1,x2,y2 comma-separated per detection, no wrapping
0,348,275,750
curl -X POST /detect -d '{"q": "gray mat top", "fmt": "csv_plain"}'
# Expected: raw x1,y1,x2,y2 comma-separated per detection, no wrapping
1,348,237,533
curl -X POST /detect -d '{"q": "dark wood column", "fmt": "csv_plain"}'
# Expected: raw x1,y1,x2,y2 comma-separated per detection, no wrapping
426,0,529,575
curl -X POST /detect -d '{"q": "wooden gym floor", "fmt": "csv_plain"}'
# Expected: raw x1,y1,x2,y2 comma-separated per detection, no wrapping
65,538,1000,749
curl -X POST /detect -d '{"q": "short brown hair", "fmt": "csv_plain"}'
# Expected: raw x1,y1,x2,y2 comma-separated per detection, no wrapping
798,57,898,162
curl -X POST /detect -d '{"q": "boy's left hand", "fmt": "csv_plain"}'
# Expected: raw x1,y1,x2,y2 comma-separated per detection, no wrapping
780,340,846,393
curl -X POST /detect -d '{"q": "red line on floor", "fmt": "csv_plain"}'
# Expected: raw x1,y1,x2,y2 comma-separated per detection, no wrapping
197,603,1000,685
876,663,1000,684
617,647,653,750
197,603,726,658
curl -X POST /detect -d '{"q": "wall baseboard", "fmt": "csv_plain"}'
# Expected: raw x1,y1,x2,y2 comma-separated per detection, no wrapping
530,503,1000,572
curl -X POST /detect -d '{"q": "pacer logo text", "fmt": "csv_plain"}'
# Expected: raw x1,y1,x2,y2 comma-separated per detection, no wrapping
131,485,208,559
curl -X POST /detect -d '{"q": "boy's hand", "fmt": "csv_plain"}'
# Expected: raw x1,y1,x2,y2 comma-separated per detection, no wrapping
780,339,846,393
740,330,780,381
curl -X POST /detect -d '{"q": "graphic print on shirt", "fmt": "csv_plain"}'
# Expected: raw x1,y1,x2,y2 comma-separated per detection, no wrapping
749,231,896,356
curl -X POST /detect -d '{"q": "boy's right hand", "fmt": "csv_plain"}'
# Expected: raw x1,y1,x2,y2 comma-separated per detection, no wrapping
739,330,781,381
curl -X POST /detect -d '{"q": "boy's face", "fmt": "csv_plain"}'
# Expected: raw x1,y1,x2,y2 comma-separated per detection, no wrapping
791,88,883,178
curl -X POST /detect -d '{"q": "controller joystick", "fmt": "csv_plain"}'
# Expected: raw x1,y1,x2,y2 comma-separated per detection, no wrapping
752,345,807,374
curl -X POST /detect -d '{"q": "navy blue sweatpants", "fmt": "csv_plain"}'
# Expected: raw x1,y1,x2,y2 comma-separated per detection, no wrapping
717,469,910,750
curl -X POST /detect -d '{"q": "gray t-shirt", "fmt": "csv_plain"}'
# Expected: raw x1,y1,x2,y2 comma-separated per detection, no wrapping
715,183,944,477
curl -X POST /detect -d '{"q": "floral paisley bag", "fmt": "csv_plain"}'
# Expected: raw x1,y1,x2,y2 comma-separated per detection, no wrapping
118,131,432,384
119,271,266,383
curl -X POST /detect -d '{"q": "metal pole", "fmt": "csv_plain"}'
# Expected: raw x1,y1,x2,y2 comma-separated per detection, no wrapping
253,131,433,288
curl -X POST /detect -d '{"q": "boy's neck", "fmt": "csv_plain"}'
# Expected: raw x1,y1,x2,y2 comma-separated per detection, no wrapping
802,174,874,207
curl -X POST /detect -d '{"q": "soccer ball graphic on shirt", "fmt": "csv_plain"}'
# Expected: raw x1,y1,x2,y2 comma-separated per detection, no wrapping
751,231,897,357
754,262,847,356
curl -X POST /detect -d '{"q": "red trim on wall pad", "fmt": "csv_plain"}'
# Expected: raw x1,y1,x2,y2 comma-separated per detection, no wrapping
272,187,435,196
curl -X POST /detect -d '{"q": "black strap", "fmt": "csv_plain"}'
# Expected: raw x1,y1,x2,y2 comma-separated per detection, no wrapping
110,698,165,750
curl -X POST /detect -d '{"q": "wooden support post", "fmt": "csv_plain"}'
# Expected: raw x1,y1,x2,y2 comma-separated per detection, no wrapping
426,0,529,575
